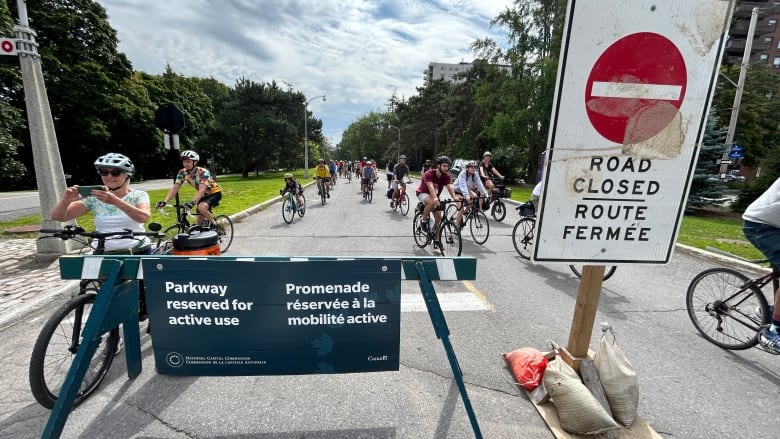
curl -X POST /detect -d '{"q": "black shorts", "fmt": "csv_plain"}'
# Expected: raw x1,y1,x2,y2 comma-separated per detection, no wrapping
202,191,222,208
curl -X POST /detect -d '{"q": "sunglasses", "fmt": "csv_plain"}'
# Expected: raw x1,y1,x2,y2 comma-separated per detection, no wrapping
98,169,123,177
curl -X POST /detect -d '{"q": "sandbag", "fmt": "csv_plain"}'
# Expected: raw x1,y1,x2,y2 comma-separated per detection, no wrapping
502,347,548,391
594,333,639,426
543,358,619,435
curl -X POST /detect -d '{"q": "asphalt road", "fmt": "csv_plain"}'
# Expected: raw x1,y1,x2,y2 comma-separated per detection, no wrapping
0,177,776,438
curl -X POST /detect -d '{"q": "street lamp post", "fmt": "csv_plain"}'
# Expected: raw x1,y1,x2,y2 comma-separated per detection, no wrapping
388,125,401,160
304,95,326,178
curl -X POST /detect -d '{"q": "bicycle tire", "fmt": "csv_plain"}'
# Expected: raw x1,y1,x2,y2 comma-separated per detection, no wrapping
282,197,295,224
412,212,429,248
439,220,462,256
400,193,410,216
155,223,183,254
512,217,536,259
491,199,507,222
298,194,306,217
445,202,459,222
29,293,119,409
367,185,373,203
569,265,617,281
214,214,234,253
686,267,770,350
469,209,490,245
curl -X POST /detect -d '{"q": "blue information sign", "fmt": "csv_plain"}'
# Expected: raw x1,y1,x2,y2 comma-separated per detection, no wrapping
728,144,743,159
142,259,401,375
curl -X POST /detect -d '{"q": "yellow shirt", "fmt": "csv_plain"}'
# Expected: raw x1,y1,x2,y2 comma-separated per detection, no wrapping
314,165,331,178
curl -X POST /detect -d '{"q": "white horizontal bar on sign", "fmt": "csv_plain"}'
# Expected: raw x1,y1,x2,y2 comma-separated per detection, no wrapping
591,82,682,100
401,292,488,312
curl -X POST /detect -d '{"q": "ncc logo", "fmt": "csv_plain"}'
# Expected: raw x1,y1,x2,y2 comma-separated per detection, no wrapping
0,37,17,56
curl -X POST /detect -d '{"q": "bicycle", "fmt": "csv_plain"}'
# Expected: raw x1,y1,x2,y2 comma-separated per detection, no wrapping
156,201,234,253
363,178,375,203
315,177,328,205
29,225,165,409
483,177,509,222
445,196,490,245
280,189,306,224
511,202,616,280
412,199,462,256
686,256,777,353
390,179,411,216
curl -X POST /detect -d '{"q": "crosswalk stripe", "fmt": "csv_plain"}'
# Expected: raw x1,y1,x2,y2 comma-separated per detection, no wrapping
401,292,490,312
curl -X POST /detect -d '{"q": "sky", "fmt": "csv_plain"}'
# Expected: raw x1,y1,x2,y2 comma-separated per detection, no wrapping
97,0,515,146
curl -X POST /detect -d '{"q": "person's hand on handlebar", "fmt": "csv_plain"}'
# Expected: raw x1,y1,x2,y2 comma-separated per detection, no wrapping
155,201,167,209
183,201,195,211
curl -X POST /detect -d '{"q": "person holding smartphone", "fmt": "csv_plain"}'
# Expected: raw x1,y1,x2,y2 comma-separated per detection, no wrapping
50,153,152,254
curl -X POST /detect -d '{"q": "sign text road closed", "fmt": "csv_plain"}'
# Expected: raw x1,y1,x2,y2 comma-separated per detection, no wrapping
534,0,734,264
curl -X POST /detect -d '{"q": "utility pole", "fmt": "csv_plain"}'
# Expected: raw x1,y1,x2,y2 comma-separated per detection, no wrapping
14,0,73,259
720,6,758,177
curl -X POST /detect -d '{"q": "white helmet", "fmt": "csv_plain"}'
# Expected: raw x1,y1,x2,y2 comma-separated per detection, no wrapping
180,150,199,161
94,153,134,176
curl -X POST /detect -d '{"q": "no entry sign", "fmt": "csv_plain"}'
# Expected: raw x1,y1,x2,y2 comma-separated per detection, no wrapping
586,32,686,145
0,38,17,56
534,0,734,264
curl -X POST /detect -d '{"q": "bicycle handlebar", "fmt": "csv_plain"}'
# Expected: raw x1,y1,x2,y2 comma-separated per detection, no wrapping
40,225,164,241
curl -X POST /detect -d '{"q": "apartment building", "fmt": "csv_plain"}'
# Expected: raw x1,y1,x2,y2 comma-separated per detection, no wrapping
725,1,780,67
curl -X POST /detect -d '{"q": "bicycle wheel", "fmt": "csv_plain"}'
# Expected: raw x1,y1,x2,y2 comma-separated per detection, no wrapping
214,214,234,253
400,193,410,216
569,265,617,281
686,268,770,350
512,217,536,259
155,223,182,254
298,194,306,217
491,200,507,222
439,221,462,256
282,197,295,224
469,209,490,245
445,202,459,222
29,293,119,409
412,212,429,248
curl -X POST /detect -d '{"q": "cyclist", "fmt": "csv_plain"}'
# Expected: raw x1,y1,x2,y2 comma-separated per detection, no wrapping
313,158,331,198
530,181,543,212
50,153,152,254
743,177,780,353
421,159,432,173
479,151,505,196
328,160,338,185
385,159,394,189
280,173,304,210
361,160,376,195
415,156,461,252
391,155,411,208
453,160,489,229
156,150,222,227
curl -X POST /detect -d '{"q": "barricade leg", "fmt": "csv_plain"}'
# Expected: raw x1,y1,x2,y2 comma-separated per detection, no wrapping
414,261,482,439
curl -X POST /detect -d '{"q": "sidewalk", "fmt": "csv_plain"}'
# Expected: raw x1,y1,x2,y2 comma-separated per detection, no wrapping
0,239,79,327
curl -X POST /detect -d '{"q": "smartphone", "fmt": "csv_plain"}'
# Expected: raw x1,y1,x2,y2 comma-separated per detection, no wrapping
77,185,106,197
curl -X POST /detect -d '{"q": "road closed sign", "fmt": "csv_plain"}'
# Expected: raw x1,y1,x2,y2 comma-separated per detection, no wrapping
534,0,734,264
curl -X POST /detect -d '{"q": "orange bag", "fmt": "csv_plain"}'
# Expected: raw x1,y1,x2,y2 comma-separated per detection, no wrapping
502,347,548,390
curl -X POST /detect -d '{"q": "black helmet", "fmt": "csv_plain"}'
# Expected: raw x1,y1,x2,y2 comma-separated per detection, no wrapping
436,155,451,165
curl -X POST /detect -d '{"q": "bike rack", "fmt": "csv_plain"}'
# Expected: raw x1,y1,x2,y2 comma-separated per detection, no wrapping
43,254,482,439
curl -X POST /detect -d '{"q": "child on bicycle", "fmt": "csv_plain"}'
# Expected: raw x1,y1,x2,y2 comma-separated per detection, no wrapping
50,153,152,254
743,177,780,354
156,150,223,227
280,173,304,209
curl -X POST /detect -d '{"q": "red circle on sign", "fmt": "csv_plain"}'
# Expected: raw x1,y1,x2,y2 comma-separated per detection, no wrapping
585,32,686,144
1,40,13,53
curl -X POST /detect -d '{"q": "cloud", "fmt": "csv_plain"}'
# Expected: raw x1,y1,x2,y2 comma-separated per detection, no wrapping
99,0,513,144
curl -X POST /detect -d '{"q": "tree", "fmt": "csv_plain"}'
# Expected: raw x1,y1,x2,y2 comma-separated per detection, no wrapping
0,0,27,186
687,108,727,208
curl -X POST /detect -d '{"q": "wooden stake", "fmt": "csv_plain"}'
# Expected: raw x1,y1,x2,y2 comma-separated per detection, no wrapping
566,265,605,368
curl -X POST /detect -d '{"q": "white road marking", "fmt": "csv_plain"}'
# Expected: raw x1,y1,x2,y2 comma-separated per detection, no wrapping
591,82,682,100
401,292,490,312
